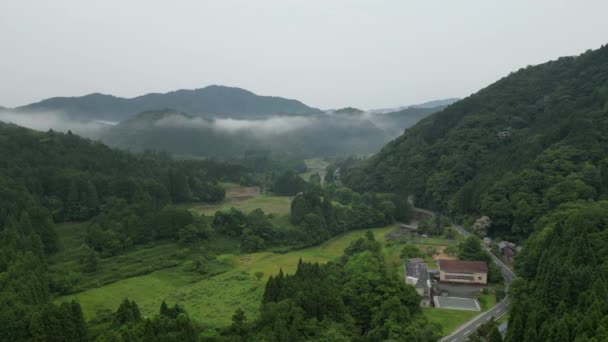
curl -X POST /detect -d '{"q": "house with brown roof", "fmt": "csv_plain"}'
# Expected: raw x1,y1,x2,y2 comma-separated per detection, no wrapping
438,259,487,285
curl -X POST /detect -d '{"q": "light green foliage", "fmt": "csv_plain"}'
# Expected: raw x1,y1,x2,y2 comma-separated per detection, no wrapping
400,244,422,259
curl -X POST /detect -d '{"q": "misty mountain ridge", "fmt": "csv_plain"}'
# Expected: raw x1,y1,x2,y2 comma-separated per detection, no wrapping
100,102,446,158
329,107,366,115
14,85,322,121
370,97,459,114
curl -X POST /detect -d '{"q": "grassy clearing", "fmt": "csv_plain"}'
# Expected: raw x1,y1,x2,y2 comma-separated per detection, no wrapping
56,225,398,329
189,194,292,216
299,158,329,181
423,293,498,336
478,293,497,311
410,237,459,246
423,308,479,335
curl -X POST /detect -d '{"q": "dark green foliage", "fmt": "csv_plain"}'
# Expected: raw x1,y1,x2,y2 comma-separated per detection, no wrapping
467,316,500,342
236,232,440,341
0,122,250,341
28,301,88,342
271,170,309,196
0,122,246,224
400,244,423,259
113,299,142,326
341,45,608,240
81,249,99,273
212,208,275,252
221,308,249,340
506,201,608,341
458,236,490,263
97,300,198,341
289,187,413,247
159,301,187,319
213,208,248,237
489,326,504,342
84,203,196,255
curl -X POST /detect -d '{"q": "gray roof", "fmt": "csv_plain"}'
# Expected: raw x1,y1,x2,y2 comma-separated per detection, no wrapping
406,261,430,288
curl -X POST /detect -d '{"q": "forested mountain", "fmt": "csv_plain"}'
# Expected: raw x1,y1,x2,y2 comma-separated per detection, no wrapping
370,98,459,114
14,85,321,121
331,107,365,115
101,108,433,158
342,44,608,238
340,44,608,341
411,98,461,109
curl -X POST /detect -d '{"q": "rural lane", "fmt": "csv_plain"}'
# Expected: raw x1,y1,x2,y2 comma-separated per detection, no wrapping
436,223,517,342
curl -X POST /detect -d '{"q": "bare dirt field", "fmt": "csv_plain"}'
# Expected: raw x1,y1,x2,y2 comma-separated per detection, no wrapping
434,246,457,261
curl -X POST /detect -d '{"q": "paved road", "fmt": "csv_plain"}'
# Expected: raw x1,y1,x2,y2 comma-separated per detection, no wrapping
438,224,516,342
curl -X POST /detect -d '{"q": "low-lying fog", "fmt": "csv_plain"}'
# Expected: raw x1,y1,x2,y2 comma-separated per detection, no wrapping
0,110,116,138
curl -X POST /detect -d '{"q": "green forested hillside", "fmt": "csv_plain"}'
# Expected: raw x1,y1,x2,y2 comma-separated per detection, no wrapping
507,201,608,341
0,122,248,340
0,121,425,340
374,105,450,136
342,44,608,238
341,44,608,341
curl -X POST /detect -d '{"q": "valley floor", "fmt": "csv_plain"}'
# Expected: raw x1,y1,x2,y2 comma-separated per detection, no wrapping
56,225,396,331
52,185,486,336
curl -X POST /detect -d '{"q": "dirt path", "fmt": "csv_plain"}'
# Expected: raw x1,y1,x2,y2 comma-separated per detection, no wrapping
434,246,456,261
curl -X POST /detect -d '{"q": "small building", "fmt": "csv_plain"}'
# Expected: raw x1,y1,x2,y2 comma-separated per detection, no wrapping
438,259,488,285
405,260,432,306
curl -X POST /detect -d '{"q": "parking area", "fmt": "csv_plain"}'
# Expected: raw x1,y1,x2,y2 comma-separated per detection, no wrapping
433,296,481,311
435,282,484,298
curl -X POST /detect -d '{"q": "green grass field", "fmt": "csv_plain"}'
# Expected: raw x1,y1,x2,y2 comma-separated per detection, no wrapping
410,237,459,246
299,158,329,182
422,293,498,336
56,225,397,329
423,308,479,335
189,194,293,216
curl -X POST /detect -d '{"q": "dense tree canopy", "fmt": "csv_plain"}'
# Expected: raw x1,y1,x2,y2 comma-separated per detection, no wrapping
0,123,250,340
340,44,608,241
222,232,441,341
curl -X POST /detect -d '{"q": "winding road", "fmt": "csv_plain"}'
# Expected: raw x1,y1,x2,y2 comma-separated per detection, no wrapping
438,223,517,342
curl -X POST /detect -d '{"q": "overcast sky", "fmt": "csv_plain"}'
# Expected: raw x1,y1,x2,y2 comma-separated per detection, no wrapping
1,0,607,110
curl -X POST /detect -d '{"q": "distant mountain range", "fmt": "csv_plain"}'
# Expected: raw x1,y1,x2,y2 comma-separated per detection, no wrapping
99,101,447,158
370,98,459,114
1,84,452,158
13,85,322,121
